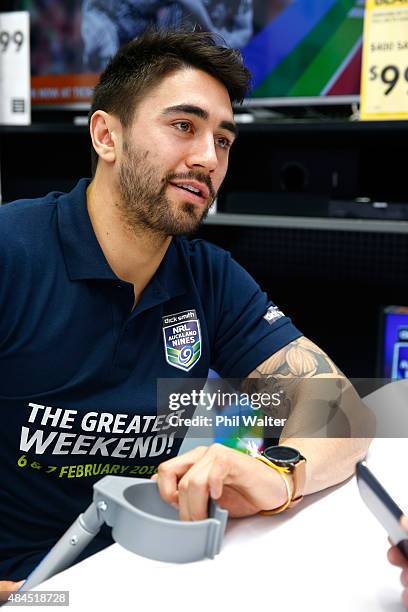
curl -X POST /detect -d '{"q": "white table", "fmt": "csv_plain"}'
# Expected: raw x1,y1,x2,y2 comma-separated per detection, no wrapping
26,436,407,612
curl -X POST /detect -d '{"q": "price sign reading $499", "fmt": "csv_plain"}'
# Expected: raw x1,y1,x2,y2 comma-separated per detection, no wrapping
360,0,408,120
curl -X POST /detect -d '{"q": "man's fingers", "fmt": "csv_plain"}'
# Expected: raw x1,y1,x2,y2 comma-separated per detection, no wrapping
387,516,408,571
402,588,408,609
401,569,408,588
388,545,408,567
156,446,208,505
155,444,238,520
178,467,211,521
178,448,233,521
156,463,181,505
208,455,231,500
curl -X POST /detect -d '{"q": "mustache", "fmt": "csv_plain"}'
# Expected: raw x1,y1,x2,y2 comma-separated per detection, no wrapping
164,172,216,201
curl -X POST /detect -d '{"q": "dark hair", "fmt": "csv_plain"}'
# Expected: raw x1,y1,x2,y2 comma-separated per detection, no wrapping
88,29,251,176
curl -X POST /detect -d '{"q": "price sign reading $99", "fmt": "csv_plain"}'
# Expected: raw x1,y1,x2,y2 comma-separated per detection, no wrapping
360,0,408,120
0,29,25,53
0,11,30,126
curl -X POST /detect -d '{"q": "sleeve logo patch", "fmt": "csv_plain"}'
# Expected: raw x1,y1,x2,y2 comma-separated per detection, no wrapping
263,305,285,325
162,309,201,372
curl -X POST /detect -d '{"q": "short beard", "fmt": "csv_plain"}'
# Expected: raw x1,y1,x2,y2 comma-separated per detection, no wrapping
117,140,214,238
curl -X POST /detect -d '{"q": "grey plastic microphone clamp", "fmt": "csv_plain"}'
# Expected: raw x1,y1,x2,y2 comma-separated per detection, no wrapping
21,476,228,590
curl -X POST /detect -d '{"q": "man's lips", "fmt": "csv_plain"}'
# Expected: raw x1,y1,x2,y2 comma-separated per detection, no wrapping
168,180,210,200
168,182,210,205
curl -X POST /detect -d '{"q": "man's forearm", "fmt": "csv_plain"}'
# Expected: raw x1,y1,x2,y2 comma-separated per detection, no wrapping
246,336,375,497
279,377,374,494
279,436,369,496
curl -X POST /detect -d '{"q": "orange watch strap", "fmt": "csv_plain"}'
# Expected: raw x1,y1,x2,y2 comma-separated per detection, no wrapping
254,454,307,514
254,455,293,515
288,458,306,508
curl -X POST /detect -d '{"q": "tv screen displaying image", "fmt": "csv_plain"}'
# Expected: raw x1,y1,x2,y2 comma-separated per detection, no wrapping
380,306,408,380
8,0,365,107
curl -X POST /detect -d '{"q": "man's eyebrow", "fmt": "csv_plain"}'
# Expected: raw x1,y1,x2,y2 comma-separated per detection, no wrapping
162,104,208,120
219,120,238,138
161,104,238,138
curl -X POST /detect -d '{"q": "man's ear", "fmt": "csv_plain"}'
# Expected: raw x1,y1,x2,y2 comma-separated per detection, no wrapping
89,110,121,166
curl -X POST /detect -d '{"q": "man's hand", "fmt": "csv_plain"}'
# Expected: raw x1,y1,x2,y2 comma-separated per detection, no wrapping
0,580,24,603
387,515,408,608
152,443,288,520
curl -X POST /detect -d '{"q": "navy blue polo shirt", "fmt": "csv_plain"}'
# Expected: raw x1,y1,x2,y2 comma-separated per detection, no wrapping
0,178,302,580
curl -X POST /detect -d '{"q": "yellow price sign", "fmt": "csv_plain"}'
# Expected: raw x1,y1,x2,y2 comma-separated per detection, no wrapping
360,0,408,120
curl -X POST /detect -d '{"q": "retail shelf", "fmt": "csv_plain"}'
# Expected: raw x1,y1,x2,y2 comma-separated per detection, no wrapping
204,213,408,234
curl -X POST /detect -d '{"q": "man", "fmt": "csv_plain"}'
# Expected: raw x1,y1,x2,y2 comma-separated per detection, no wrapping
0,29,373,592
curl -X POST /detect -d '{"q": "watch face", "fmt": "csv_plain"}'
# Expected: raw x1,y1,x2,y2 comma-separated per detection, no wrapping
263,445,300,464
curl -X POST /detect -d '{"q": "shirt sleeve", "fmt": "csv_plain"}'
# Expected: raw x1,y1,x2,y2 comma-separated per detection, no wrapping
210,251,303,378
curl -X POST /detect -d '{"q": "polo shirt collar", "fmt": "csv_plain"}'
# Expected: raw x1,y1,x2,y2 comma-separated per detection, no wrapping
57,178,187,300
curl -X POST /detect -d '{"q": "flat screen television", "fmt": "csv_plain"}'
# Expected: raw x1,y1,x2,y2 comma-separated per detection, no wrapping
379,307,408,380
6,0,364,109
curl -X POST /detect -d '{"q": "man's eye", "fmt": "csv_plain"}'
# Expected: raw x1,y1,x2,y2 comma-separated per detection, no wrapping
216,136,232,150
174,121,192,132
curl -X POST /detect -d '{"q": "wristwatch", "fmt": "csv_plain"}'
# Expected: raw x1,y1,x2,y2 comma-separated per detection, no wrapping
255,445,307,515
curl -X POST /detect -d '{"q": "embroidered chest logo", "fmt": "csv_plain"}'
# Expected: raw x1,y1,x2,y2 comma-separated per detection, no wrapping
162,309,201,372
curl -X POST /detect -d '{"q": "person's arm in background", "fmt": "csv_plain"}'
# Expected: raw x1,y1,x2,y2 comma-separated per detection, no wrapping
387,515,408,608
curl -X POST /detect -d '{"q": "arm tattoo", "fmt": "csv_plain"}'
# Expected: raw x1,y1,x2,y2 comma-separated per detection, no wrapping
241,337,344,421
255,336,341,378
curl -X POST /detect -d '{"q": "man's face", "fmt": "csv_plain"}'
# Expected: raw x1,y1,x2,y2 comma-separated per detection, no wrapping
116,67,237,236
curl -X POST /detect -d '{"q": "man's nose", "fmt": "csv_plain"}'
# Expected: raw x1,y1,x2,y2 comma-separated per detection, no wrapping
185,135,218,172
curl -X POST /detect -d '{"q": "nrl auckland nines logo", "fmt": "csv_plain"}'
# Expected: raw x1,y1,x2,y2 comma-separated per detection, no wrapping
162,309,201,372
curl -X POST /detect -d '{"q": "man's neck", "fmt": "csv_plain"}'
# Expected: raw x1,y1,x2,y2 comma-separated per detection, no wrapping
86,176,172,303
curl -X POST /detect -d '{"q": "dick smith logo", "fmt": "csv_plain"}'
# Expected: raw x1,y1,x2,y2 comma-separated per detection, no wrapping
162,309,201,372
264,305,284,324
